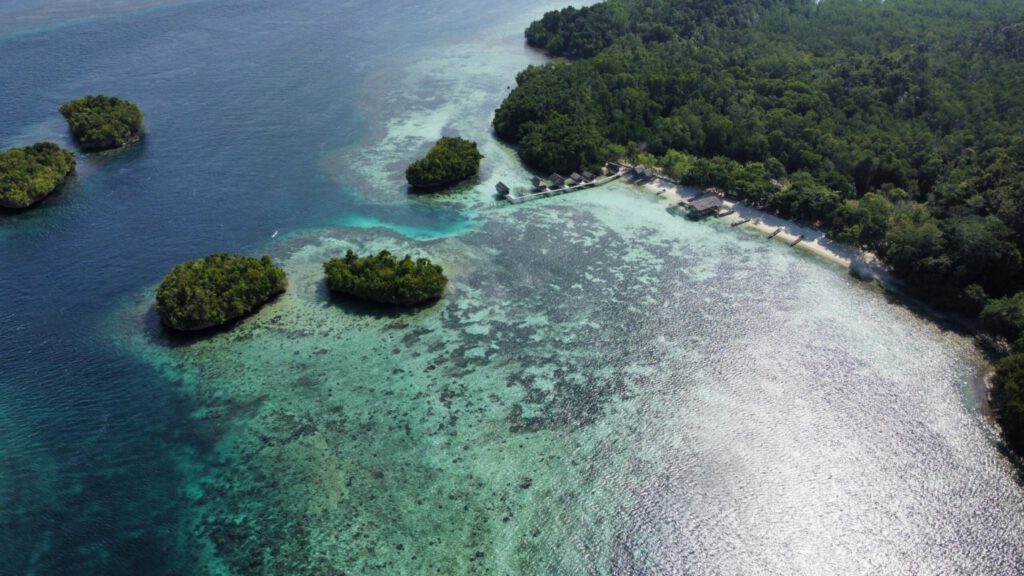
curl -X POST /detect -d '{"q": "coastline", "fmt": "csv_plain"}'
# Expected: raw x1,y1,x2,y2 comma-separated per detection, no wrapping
636,174,1019,449
639,176,861,269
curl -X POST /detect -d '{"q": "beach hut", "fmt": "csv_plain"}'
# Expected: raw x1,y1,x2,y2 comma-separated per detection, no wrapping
570,172,584,185
531,176,548,190
643,169,654,180
549,173,565,187
687,195,724,219
581,170,596,182
633,164,646,177
495,182,510,197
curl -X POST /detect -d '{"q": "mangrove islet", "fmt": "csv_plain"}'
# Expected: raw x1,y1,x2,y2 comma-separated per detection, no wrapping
324,249,447,306
405,136,482,189
60,95,144,152
155,254,287,331
0,142,76,209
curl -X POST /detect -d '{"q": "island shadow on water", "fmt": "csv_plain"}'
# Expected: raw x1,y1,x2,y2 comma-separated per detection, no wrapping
75,135,149,165
320,278,446,318
144,279,444,350
142,290,288,349
406,175,482,198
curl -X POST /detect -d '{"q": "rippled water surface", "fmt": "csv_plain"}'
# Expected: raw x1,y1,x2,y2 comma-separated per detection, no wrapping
2,1,1023,575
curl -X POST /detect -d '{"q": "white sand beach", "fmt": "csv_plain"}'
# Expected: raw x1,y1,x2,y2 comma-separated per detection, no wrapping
642,177,859,268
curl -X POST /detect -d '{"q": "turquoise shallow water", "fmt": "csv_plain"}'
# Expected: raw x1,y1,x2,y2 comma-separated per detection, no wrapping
2,1,1024,575
111,188,1024,574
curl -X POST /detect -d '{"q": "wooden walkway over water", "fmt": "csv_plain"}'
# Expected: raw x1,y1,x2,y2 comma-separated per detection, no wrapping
498,166,626,204
496,162,829,259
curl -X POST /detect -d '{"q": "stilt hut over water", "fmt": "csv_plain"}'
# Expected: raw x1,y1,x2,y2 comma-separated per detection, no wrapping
495,182,511,197
570,172,584,185
581,170,596,182
687,195,725,219
531,176,548,190
549,173,565,188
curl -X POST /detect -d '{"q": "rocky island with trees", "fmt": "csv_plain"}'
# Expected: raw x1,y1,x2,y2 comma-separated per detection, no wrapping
60,95,144,151
405,136,482,189
155,254,287,331
0,142,76,209
324,250,447,306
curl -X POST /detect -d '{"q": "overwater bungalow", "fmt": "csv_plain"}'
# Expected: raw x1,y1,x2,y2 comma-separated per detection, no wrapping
570,172,584,184
581,170,596,182
495,182,510,197
531,176,548,190
549,173,565,187
687,195,725,219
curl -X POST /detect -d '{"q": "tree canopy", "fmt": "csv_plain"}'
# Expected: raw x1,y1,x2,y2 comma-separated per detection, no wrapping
405,136,483,189
499,0,1024,452
992,353,1024,452
0,142,76,209
60,95,143,151
495,0,1024,308
323,250,447,306
155,254,287,331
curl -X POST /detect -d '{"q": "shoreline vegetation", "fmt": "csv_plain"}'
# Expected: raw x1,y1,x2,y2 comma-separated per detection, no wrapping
155,254,286,331
0,142,76,209
495,0,1024,455
324,250,447,306
2,95,142,214
638,170,859,268
405,136,482,190
60,95,143,152
151,249,447,334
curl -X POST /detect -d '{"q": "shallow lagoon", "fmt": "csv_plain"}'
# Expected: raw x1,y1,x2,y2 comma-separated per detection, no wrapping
110,185,1024,574
2,1,1024,574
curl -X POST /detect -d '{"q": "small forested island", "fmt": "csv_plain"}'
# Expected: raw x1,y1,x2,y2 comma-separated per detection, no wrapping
324,250,447,306
497,0,1024,453
155,254,287,331
60,95,143,151
405,136,482,189
0,142,76,209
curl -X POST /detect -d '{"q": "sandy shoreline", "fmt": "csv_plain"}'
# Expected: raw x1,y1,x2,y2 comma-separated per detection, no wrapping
641,177,860,268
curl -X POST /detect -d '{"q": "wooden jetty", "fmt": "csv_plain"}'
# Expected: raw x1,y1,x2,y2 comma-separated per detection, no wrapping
767,227,783,239
790,234,806,247
503,165,625,204
731,218,751,227
715,209,736,218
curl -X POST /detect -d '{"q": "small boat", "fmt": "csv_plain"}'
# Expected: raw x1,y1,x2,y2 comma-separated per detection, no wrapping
271,230,278,238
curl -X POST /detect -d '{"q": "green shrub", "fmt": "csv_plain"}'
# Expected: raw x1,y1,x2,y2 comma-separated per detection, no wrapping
0,142,76,209
981,293,1024,342
405,137,482,189
324,250,447,306
993,353,1024,451
60,95,143,151
156,254,286,331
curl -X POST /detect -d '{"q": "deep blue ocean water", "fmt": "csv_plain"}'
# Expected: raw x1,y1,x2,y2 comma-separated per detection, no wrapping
1,2,528,572
3,2,1024,575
